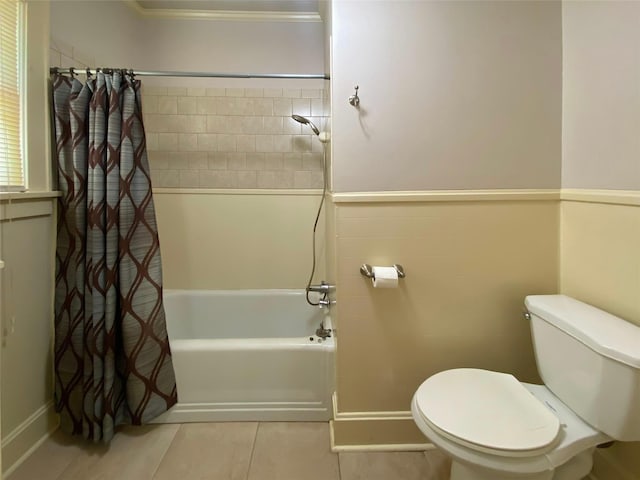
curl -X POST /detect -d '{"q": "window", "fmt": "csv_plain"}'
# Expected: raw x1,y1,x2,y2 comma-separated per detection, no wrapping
0,0,24,192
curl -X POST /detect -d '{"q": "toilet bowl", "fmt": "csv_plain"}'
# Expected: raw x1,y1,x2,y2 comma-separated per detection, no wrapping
412,369,610,480
411,295,640,480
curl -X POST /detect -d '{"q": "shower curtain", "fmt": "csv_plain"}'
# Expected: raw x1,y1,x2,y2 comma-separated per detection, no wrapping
51,70,177,442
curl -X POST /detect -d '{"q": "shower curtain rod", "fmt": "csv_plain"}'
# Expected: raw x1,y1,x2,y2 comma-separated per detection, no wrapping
50,67,329,80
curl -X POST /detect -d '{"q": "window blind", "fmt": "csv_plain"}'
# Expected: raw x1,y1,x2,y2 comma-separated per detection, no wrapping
0,0,24,191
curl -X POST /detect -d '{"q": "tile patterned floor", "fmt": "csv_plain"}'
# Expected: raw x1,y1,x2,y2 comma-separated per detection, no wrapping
8,423,451,480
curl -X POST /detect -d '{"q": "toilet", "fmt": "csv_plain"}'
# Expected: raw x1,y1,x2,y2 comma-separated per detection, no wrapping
411,295,640,480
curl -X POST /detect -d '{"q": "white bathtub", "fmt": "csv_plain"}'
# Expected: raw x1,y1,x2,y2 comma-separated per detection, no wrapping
152,289,335,423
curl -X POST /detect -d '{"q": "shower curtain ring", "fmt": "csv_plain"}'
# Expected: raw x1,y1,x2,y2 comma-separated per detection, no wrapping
86,67,92,78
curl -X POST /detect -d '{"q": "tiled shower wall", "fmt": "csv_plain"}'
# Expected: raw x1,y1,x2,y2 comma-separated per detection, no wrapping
143,87,327,189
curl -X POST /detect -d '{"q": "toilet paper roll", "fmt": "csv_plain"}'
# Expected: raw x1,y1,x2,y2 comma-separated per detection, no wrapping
372,266,399,288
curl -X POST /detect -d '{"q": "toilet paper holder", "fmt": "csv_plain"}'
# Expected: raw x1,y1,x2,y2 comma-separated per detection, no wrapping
360,264,406,279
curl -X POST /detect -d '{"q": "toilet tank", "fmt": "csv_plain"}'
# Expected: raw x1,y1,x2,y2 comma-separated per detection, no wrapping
525,295,640,441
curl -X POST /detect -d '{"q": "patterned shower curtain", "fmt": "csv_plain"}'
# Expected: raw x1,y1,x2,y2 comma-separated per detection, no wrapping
51,71,177,442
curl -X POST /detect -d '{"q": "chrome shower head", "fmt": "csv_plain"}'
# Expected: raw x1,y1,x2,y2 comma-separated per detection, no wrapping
291,114,320,136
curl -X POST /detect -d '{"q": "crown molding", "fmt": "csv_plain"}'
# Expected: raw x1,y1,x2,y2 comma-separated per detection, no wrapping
124,0,322,22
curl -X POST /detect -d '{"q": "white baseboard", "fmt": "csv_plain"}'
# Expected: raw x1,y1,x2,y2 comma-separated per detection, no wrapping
149,401,332,423
2,401,58,477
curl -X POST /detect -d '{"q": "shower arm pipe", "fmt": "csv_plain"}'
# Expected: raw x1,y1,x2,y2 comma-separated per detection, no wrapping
49,67,329,80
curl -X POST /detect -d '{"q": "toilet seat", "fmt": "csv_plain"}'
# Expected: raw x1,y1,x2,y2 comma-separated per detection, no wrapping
414,369,561,457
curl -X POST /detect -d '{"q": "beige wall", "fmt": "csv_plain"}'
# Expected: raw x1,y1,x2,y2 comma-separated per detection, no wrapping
561,2,640,477
50,0,325,89
331,196,559,445
560,198,640,480
330,0,561,192
154,192,325,290
562,1,640,190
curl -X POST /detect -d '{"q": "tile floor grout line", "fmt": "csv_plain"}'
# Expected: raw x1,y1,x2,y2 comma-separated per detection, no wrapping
149,424,182,480
244,421,261,480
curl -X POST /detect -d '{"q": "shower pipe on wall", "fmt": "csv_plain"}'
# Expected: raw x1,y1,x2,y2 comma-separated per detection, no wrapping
49,67,330,80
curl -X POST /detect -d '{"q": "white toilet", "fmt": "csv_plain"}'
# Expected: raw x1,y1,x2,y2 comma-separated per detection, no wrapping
411,295,640,480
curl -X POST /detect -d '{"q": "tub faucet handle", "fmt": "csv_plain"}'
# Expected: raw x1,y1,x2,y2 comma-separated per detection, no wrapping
307,282,334,294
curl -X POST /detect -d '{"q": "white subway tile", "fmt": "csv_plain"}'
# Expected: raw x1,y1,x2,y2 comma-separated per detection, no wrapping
263,117,284,134
215,97,235,115
208,153,228,170
303,152,323,170
217,134,237,152
219,117,244,134
196,98,217,115
253,98,273,116
246,153,265,170
292,135,312,153
167,87,187,96
237,171,258,188
273,99,292,116
197,133,218,152
149,152,169,170
311,98,324,117
180,170,200,187
207,115,223,133
188,152,208,169
158,133,178,151
178,97,197,114
236,135,256,153
175,115,191,133
226,88,244,97
178,133,198,151
200,170,237,188
283,89,301,98
156,170,179,188
169,152,189,170
235,98,255,115
255,135,275,153
264,88,283,98
227,152,247,170
310,171,324,188
301,89,321,99
144,87,168,96
187,115,207,133
241,117,264,134
146,133,159,151
273,135,292,153
143,96,159,114
294,170,312,189
187,88,206,97
158,96,178,114
264,153,283,170
203,88,224,97
283,153,303,170
244,88,264,98
257,170,293,189
292,98,311,116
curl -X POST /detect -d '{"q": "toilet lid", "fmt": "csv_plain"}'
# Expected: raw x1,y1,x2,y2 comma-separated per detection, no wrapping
415,369,560,453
